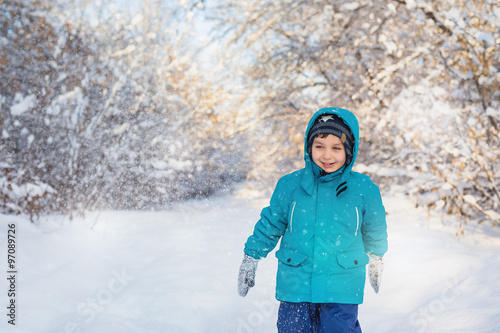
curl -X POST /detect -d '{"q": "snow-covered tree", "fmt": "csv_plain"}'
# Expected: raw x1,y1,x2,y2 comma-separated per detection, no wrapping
1,0,249,217
212,0,499,226
2,0,498,227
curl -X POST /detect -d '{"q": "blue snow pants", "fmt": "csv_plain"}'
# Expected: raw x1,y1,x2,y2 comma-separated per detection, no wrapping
277,301,362,333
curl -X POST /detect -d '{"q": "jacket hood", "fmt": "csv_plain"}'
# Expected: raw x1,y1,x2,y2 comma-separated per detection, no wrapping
301,107,359,194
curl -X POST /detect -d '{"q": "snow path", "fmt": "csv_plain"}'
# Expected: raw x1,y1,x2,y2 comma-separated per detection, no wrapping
1,191,499,333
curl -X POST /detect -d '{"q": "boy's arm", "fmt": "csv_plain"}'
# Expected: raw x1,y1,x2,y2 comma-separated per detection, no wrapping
361,181,387,293
361,181,388,257
244,178,292,259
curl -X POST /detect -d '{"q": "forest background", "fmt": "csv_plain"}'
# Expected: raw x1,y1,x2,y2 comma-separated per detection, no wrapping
1,0,499,232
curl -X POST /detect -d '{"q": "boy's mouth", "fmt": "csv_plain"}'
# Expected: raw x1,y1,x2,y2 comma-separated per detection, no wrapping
322,162,336,168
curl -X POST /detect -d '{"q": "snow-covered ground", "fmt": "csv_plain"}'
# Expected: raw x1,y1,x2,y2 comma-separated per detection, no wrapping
1,186,500,333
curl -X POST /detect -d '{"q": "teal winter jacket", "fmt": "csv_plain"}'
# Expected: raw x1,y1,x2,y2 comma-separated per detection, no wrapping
244,107,388,304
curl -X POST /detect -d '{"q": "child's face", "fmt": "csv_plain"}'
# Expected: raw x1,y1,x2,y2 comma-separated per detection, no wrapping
311,134,346,173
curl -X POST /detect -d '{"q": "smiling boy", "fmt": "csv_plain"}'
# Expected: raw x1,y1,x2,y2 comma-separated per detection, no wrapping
238,107,388,332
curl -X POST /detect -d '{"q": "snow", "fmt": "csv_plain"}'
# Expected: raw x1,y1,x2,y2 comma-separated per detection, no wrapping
45,88,84,116
130,14,143,27
112,123,129,135
474,31,495,46
339,3,360,11
486,107,500,118
0,178,55,201
1,187,499,332
9,93,36,116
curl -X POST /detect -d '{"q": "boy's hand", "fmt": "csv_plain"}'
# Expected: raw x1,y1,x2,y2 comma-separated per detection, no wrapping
238,254,259,297
368,254,384,293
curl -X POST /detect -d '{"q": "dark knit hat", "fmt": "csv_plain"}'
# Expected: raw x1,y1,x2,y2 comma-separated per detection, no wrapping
307,114,355,166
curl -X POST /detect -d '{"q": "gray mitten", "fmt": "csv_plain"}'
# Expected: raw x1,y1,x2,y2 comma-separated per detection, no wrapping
238,254,258,297
368,254,384,293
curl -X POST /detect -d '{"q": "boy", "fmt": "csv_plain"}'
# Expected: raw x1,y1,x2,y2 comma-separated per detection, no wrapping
238,107,388,332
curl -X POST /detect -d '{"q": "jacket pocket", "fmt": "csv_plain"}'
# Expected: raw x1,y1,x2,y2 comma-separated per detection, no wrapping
336,250,369,269
275,248,307,267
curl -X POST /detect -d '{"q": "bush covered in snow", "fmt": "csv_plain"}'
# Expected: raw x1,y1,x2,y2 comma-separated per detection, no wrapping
0,1,248,217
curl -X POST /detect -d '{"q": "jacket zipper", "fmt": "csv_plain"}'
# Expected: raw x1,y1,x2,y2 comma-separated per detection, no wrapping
355,207,359,236
290,202,296,234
